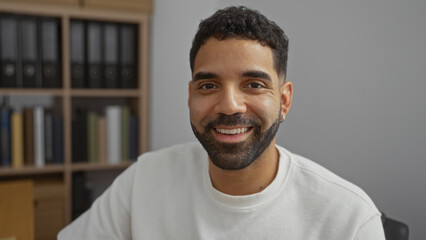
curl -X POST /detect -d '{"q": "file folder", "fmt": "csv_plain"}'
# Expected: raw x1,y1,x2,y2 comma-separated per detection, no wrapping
104,22,119,88
0,15,19,88
87,21,103,88
40,18,61,88
119,24,137,88
21,16,41,88
70,20,86,88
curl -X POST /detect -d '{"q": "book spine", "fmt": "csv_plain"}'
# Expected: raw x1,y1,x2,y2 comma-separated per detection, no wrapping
52,115,64,164
129,114,138,161
0,15,18,88
0,107,11,166
106,106,121,164
72,109,87,163
11,110,24,168
87,21,103,88
104,22,119,88
40,18,61,88
20,16,39,88
44,110,54,164
34,106,45,167
87,111,98,163
121,106,129,162
70,20,86,88
119,24,137,88
24,108,35,165
97,116,107,165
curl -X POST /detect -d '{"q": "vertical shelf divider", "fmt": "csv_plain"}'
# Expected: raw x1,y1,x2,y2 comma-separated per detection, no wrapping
61,14,73,223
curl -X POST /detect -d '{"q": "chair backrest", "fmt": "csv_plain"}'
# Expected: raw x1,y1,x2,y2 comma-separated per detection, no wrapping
381,212,409,240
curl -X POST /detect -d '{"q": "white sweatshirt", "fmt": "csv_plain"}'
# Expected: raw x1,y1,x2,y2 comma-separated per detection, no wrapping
58,142,385,239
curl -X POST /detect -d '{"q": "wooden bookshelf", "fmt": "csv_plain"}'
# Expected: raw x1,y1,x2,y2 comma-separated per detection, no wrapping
0,1,151,236
0,165,65,176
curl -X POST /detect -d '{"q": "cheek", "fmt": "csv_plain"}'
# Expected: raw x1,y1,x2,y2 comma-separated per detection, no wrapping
189,97,212,122
249,97,280,124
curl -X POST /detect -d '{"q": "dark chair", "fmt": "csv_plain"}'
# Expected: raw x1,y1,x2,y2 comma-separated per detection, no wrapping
381,212,409,240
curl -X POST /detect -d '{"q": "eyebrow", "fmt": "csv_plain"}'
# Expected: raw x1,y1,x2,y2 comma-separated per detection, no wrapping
242,70,272,81
192,72,218,82
192,70,272,82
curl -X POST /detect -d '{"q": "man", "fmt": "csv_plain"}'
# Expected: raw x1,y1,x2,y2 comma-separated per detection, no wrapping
59,6,385,239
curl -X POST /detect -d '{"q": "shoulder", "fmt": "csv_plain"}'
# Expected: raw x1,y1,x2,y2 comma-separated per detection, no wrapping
277,146,381,222
133,142,206,176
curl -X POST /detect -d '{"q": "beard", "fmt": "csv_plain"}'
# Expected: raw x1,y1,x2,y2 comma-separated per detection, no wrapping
191,111,281,170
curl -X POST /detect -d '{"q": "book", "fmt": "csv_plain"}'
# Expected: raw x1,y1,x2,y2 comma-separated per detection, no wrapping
70,20,86,88
104,22,119,88
0,14,19,88
40,17,61,88
44,110,54,164
97,116,107,164
121,106,129,162
87,21,103,88
52,115,64,164
34,106,45,167
119,24,137,88
11,109,24,168
24,108,35,165
72,109,87,163
106,105,121,164
0,106,11,166
20,16,40,88
129,114,138,161
87,111,98,163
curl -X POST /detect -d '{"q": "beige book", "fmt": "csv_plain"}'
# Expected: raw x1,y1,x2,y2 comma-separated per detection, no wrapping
11,111,24,168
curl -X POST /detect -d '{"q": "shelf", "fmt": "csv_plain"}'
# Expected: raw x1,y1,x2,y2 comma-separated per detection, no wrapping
71,161,134,171
0,88,64,96
71,89,140,97
0,165,65,177
0,2,150,226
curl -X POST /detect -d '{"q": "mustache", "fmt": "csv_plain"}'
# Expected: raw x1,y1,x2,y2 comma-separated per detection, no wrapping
205,113,260,129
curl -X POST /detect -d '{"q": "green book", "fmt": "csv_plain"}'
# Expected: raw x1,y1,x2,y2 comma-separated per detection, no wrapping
87,111,98,163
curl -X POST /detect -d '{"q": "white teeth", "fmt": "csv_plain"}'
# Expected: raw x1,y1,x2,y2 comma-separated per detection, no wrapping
216,128,249,135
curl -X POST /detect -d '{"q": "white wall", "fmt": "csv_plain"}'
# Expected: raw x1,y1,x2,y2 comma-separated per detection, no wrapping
151,1,426,239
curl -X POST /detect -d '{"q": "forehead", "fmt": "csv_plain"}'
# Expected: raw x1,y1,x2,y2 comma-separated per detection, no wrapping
193,38,277,79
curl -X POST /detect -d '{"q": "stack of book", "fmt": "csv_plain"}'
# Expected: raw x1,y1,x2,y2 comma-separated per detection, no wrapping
0,104,63,168
72,105,138,164
0,13,61,88
70,20,137,89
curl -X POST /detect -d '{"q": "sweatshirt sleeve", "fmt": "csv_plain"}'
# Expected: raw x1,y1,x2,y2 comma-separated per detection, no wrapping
355,213,386,240
57,163,137,240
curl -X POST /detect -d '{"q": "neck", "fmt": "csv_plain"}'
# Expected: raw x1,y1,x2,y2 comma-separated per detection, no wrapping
208,141,279,196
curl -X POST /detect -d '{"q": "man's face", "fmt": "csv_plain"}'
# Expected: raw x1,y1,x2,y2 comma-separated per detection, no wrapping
188,38,292,170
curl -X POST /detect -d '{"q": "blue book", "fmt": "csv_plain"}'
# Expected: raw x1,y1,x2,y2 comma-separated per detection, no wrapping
53,115,64,164
0,107,11,166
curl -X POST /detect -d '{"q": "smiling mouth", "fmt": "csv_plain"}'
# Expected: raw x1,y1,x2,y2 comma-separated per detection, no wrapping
215,127,250,135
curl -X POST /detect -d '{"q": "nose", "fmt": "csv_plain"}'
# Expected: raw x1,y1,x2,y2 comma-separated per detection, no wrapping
214,87,246,115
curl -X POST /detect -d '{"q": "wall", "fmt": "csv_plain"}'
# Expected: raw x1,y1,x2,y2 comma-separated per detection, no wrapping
151,1,426,239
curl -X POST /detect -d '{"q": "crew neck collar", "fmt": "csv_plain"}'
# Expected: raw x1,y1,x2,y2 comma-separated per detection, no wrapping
204,146,291,212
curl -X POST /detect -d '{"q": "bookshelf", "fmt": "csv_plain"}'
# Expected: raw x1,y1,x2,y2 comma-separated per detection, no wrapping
0,1,151,238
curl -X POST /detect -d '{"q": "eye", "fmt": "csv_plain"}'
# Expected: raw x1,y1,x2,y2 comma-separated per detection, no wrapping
199,83,217,90
246,82,265,89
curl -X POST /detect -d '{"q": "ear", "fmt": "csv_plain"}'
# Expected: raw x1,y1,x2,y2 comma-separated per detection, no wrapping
280,81,293,117
188,81,192,108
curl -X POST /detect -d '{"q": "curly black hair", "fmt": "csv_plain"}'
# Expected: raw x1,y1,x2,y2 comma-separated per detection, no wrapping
189,6,289,79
